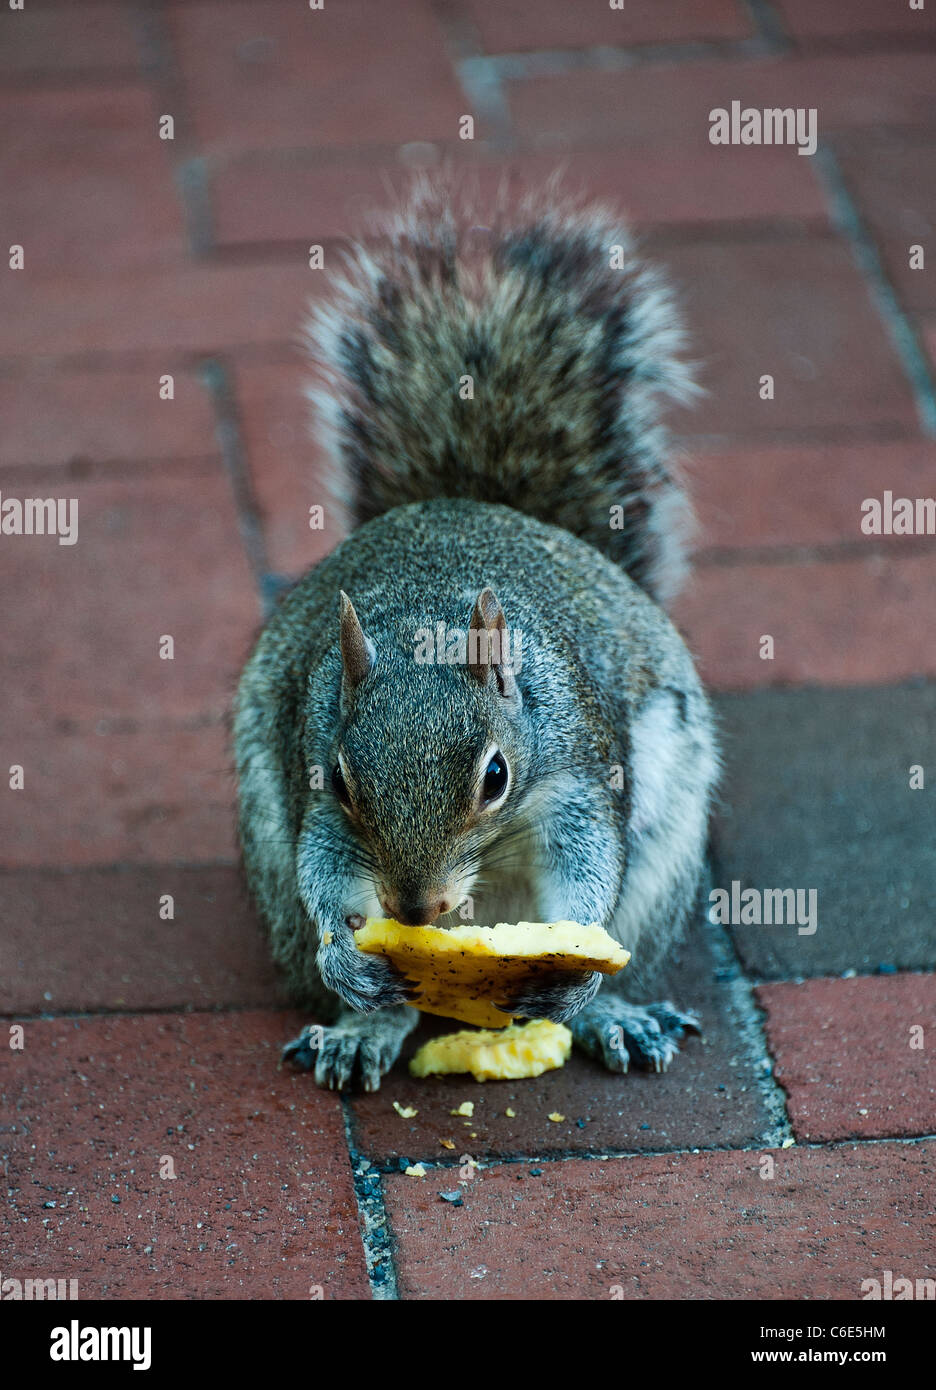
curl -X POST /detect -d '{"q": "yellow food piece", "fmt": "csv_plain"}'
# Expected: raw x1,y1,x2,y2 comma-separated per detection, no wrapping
410,1018,573,1082
355,918,629,1027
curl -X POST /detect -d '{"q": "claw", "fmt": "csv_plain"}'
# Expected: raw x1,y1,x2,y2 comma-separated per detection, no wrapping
573,998,699,1075
285,1007,418,1091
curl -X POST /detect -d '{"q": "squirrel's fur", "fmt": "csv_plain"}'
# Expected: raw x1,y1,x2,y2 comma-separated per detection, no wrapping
234,183,718,1091
307,182,698,602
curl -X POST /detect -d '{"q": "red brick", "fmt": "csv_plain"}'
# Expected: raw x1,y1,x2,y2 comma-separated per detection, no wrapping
667,238,918,439
0,466,258,730
673,553,936,690
1,87,187,274
385,1141,935,1299
0,723,238,868
214,156,405,248
0,1012,370,1299
347,932,768,1162
213,144,826,253
515,145,827,228
690,441,936,552
467,0,750,52
758,976,936,1143
0,262,309,359
169,0,465,155
0,366,217,471
510,53,936,151
212,145,520,248
0,3,139,76
0,867,285,1015
235,360,341,575
775,0,936,42
833,129,936,315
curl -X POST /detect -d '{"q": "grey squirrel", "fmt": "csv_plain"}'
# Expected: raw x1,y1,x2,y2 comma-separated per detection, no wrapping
233,184,718,1090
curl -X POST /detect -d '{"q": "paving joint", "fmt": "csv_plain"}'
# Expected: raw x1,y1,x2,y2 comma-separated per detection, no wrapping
701,854,795,1148
174,156,216,260
815,144,936,439
742,0,794,54
134,0,216,259
478,36,773,83
198,357,271,596
341,1101,399,1299
432,0,514,147
364,1131,936,1178
694,537,936,568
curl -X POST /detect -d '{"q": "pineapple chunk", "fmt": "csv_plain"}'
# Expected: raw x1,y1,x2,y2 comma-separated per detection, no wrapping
410,1019,573,1082
355,918,630,1027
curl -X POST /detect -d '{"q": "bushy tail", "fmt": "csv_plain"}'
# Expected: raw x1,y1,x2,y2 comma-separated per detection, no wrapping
306,180,699,602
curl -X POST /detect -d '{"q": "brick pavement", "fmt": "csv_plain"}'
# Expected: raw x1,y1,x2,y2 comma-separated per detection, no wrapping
1,1,934,1300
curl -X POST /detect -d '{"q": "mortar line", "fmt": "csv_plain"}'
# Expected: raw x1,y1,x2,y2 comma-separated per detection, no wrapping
815,144,936,439
1,1003,291,1022
0,859,241,878
742,0,794,54
695,536,936,568
701,852,795,1148
133,0,216,259
366,1130,936,1176
481,36,772,83
432,0,513,148
198,357,272,604
340,1100,400,1300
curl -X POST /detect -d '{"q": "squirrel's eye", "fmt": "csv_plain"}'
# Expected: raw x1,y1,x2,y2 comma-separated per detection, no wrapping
482,751,509,803
331,763,350,806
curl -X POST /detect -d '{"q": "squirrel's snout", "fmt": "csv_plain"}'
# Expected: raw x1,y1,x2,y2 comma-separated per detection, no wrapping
380,892,454,926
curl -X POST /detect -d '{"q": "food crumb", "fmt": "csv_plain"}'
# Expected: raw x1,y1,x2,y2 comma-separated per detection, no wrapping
392,1101,418,1118
451,1102,474,1117
321,931,333,945
439,1139,455,1150
505,1107,516,1118
547,1112,565,1123
404,1163,426,1178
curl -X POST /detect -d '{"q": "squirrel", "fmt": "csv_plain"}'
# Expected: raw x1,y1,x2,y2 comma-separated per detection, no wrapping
234,182,719,1091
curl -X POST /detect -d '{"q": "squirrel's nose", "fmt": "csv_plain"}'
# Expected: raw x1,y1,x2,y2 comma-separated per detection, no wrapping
382,894,452,926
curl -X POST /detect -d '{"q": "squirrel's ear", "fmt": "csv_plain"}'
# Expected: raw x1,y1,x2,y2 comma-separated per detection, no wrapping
339,591,376,695
468,586,521,708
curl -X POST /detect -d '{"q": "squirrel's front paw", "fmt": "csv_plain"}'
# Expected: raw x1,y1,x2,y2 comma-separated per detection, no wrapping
317,914,414,1014
570,997,701,1074
283,1006,419,1091
498,969,603,1024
